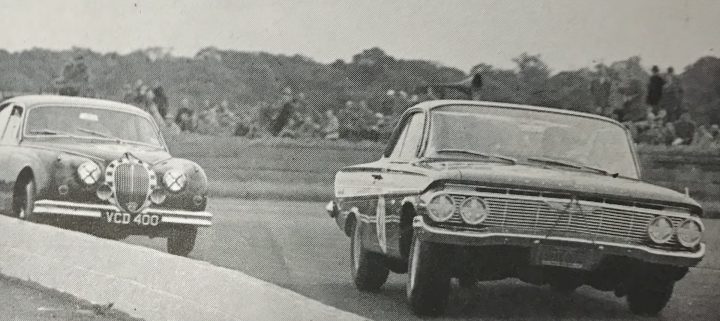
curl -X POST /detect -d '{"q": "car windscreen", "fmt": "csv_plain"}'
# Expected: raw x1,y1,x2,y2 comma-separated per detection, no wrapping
427,105,638,178
24,105,163,147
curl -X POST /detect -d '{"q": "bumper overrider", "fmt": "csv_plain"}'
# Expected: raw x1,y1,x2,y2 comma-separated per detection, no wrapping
413,216,704,267
33,199,212,227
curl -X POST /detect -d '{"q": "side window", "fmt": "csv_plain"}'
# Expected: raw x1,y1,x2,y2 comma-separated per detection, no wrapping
0,103,14,143
398,113,426,160
389,118,412,159
388,112,425,160
1,105,23,144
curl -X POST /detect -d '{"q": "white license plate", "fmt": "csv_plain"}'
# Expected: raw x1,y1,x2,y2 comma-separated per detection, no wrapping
531,246,590,270
103,211,160,226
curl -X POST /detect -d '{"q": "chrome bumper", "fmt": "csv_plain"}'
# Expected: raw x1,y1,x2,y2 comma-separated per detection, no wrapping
413,216,704,267
33,200,212,227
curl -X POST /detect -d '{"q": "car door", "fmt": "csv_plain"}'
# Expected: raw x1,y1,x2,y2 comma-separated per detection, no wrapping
0,102,22,213
373,111,426,255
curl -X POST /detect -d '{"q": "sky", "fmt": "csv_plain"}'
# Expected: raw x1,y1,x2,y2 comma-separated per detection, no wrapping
1,0,719,72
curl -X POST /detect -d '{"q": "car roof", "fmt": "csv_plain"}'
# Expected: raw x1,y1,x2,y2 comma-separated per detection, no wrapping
4,95,148,117
409,99,622,126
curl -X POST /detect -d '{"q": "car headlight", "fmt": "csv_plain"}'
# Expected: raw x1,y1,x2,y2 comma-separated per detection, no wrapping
677,219,703,248
427,194,455,222
163,169,187,192
77,161,101,185
460,197,489,224
647,216,674,244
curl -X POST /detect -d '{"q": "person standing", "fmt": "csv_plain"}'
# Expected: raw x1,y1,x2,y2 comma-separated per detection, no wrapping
646,65,666,114
590,66,612,113
322,109,340,140
661,67,684,122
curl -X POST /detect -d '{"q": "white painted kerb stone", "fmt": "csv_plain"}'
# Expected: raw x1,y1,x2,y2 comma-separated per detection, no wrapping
0,216,368,321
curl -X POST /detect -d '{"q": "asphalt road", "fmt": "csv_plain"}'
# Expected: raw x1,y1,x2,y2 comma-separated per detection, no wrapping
125,199,720,321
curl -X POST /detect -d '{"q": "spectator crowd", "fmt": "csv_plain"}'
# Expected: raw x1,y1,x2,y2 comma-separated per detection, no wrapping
119,64,718,150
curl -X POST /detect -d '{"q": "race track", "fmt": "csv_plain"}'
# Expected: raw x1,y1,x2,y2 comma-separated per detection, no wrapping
125,199,720,320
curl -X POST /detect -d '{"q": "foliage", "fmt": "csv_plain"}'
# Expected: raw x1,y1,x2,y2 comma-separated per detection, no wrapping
0,47,719,125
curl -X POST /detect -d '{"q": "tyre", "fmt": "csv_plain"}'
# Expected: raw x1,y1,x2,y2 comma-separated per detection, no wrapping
626,279,674,316
406,236,451,316
14,178,36,222
167,227,197,257
350,220,389,291
549,279,581,294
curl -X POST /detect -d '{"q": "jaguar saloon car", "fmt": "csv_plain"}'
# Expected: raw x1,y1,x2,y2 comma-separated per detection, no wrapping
0,95,211,256
327,100,705,316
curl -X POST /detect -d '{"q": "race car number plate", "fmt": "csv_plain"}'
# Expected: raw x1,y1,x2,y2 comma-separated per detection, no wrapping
103,211,161,227
531,245,594,270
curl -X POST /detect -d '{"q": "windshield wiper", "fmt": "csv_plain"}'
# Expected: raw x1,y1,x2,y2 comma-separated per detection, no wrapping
435,149,517,165
76,128,122,141
28,129,73,136
526,157,618,177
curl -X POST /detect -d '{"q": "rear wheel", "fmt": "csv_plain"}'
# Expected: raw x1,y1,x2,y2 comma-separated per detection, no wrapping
350,220,389,291
167,227,197,257
626,279,674,316
14,178,36,222
406,236,451,316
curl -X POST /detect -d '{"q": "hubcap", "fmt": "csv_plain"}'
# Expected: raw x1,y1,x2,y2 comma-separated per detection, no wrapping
352,223,362,271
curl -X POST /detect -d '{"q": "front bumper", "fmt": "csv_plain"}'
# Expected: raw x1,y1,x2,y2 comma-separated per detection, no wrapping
33,200,212,227
413,216,704,267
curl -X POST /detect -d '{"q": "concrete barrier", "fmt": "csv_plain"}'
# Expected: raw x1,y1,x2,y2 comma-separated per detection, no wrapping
0,216,366,321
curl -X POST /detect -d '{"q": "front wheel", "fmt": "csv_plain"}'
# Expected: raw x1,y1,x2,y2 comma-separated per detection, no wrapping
167,227,197,257
406,236,451,316
626,279,674,316
14,178,36,222
350,220,389,291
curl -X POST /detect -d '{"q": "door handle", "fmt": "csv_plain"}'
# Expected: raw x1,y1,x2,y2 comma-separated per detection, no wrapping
372,174,383,180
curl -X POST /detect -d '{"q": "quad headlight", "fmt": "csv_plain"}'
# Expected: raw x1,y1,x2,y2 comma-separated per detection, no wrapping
677,219,703,248
163,169,187,192
647,216,674,244
77,161,101,185
460,197,489,225
427,194,455,222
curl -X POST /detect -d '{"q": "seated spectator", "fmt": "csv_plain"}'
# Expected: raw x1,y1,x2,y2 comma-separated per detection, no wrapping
692,125,715,149
162,113,181,137
710,124,720,139
674,112,697,145
660,122,678,146
296,115,321,138
322,109,340,140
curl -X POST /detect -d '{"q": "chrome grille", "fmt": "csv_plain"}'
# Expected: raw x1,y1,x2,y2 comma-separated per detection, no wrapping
114,163,151,213
444,194,688,250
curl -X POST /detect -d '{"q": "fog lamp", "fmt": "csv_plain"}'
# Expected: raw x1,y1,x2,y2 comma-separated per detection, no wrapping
427,194,455,222
96,184,112,201
58,185,69,196
150,188,168,205
460,197,489,224
677,219,702,248
192,195,205,207
163,170,186,192
647,216,674,244
78,161,101,185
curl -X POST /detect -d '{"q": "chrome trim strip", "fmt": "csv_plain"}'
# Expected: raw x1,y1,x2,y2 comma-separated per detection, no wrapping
413,216,705,259
33,200,212,226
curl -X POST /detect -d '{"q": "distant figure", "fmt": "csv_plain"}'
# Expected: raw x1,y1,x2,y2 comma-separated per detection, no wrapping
152,82,169,118
661,67,684,122
591,66,612,112
674,112,696,145
271,90,295,136
692,125,715,149
646,65,666,113
323,109,340,140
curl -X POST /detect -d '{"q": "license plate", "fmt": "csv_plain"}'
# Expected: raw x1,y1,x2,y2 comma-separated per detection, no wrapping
531,246,592,270
103,211,160,227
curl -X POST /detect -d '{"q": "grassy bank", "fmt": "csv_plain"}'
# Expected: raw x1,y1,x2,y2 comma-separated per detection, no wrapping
168,134,720,218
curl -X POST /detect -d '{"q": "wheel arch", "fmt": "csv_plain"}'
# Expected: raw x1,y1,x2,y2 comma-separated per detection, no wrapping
399,201,418,260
